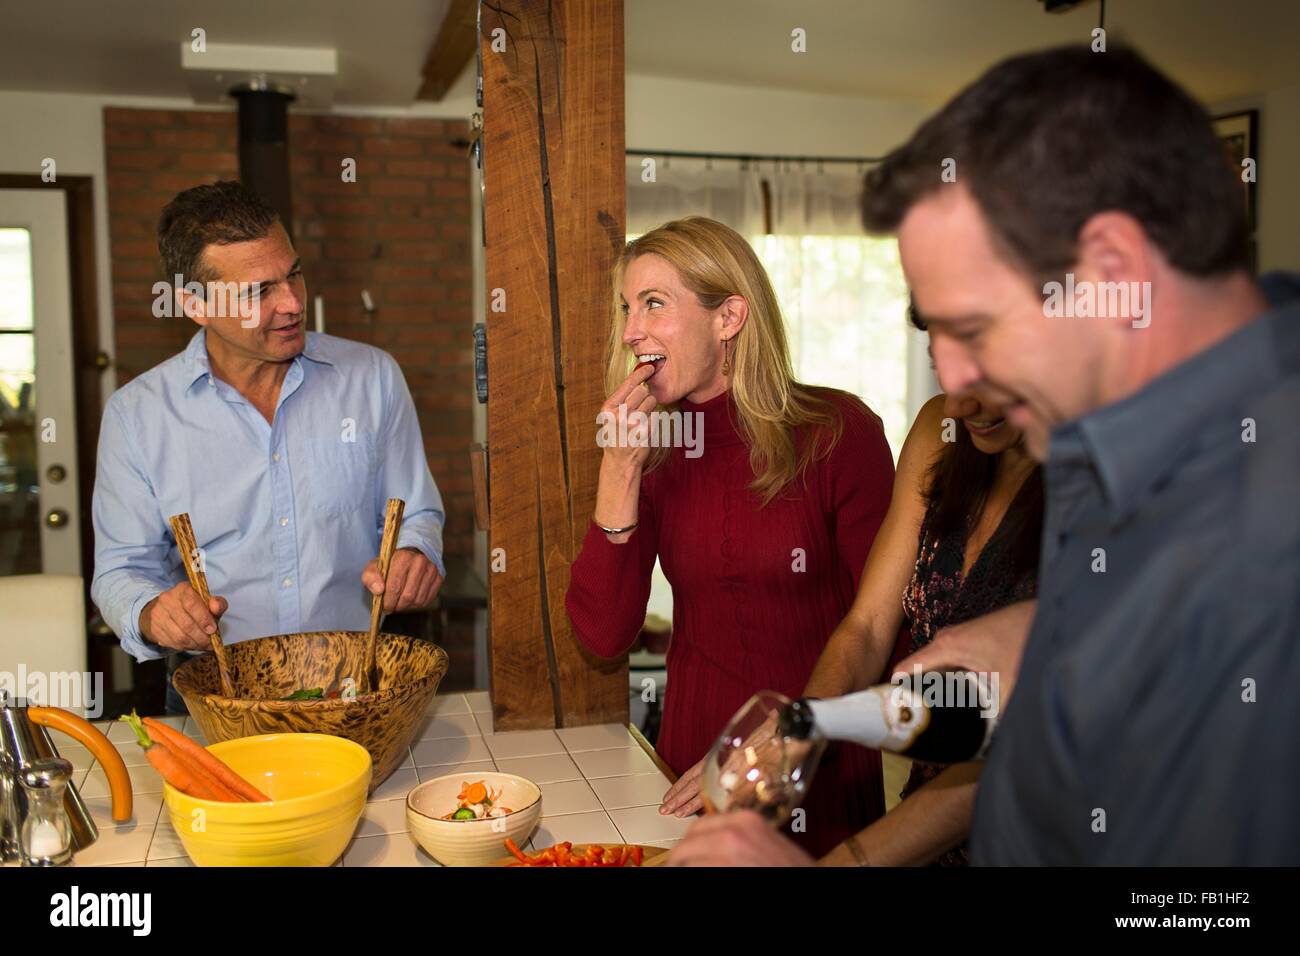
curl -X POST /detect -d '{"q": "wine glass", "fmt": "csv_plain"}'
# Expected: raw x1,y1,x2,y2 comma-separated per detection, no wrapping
700,690,825,826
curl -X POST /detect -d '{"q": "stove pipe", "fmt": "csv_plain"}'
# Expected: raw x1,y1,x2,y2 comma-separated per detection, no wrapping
231,85,296,237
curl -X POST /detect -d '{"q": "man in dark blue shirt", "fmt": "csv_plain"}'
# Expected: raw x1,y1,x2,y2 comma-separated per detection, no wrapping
866,46,1299,864
669,45,1297,867
962,277,1297,864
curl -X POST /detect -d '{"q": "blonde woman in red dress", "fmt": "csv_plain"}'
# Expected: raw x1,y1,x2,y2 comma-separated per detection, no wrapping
565,217,896,857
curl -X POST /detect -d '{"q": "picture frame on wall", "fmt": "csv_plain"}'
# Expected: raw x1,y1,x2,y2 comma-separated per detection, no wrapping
1212,109,1259,269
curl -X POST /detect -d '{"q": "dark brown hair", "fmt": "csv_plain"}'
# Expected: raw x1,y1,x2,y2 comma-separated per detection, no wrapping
923,431,1044,580
157,181,279,284
863,45,1250,284
908,307,1043,579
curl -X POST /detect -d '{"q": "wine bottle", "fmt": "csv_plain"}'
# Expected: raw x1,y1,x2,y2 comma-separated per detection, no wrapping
777,670,998,764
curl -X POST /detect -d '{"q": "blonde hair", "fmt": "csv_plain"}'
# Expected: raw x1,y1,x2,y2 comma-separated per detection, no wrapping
606,217,843,506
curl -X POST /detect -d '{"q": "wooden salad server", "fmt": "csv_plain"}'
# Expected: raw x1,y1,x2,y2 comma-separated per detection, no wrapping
361,498,406,694
168,513,236,697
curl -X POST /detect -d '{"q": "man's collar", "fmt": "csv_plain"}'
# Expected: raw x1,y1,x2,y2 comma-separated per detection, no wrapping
1048,299,1290,522
183,330,212,390
299,330,337,367
183,328,335,393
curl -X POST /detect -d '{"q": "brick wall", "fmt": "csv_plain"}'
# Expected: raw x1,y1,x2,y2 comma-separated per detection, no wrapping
103,107,475,563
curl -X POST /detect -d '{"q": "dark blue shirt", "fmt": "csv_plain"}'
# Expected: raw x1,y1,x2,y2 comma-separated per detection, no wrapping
971,274,1300,865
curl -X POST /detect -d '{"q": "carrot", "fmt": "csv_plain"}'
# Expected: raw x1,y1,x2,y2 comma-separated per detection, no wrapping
504,838,530,864
152,738,246,802
143,716,271,802
121,712,224,800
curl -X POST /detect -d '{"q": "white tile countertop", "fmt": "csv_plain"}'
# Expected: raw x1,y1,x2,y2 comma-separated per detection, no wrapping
35,691,693,867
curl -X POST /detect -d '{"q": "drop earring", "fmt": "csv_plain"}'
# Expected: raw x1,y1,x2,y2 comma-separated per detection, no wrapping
721,337,731,374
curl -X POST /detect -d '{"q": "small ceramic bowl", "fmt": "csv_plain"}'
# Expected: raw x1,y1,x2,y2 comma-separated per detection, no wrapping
406,771,542,866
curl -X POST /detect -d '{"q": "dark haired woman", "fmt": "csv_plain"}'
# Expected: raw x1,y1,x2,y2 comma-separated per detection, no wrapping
794,350,1042,866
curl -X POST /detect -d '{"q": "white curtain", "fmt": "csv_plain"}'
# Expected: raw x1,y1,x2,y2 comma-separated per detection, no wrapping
625,156,932,458
627,157,762,235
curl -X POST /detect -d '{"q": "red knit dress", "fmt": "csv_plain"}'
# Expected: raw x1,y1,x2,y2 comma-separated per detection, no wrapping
565,387,895,857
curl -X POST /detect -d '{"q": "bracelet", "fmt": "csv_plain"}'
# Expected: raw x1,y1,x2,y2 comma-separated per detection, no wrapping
843,834,871,867
595,518,638,535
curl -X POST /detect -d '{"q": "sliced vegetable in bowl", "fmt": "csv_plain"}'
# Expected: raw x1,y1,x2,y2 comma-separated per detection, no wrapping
444,779,514,820
278,685,344,701
407,771,542,864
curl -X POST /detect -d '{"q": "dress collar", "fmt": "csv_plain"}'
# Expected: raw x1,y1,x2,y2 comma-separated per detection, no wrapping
679,388,745,448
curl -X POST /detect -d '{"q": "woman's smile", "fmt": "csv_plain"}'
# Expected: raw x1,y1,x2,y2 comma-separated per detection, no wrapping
962,416,1006,437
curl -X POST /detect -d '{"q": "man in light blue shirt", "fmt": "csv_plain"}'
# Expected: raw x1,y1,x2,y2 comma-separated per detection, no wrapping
92,182,444,710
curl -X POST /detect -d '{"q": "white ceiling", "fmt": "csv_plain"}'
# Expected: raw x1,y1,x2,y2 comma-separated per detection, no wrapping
0,0,452,107
623,0,1300,105
0,0,1296,107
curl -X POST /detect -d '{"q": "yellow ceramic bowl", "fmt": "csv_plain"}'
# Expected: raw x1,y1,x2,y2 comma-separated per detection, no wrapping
407,772,542,866
162,733,371,867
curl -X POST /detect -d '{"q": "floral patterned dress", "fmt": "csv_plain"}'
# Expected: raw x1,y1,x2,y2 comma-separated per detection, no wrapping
899,477,1038,866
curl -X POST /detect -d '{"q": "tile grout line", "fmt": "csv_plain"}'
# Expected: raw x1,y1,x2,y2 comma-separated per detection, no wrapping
607,809,631,844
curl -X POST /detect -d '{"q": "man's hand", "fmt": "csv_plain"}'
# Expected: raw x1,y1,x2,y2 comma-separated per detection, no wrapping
667,811,815,867
139,583,228,652
363,547,443,613
892,599,1039,712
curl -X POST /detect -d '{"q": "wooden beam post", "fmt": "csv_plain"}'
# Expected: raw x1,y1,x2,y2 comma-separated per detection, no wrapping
481,0,628,730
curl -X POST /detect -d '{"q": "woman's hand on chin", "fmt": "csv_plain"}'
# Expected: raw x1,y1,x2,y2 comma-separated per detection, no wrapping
598,361,659,474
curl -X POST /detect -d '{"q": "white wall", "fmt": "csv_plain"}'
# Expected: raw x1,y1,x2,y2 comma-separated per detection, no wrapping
627,72,934,158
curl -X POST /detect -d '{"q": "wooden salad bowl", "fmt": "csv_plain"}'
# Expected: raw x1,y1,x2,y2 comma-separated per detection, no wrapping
173,630,449,792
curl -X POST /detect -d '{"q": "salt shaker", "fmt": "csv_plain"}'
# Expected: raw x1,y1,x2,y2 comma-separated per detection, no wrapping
20,757,74,866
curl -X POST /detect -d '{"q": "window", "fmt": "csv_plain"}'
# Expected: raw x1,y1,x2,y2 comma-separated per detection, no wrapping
0,228,36,422
750,233,911,456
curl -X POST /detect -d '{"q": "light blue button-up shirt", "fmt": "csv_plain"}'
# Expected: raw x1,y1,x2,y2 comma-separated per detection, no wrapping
91,330,445,662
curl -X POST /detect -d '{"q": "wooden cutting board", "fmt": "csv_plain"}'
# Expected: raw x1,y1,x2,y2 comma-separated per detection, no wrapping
489,843,670,867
